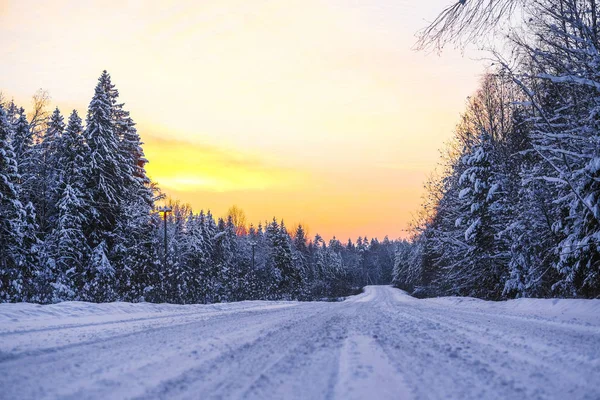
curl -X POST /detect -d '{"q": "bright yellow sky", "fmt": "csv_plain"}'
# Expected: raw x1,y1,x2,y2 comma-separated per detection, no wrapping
0,0,483,240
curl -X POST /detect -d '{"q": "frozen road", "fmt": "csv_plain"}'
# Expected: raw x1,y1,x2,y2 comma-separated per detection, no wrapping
0,286,599,400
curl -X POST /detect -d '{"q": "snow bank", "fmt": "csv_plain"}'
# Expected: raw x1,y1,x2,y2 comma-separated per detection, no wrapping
0,300,295,326
425,296,600,324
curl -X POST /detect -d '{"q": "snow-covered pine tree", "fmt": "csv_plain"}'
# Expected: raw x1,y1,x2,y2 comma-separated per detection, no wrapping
33,108,65,235
377,236,395,284
392,240,415,290
11,108,33,165
194,210,214,302
308,234,326,298
454,131,507,298
161,202,191,303
180,212,209,303
324,237,351,297
50,184,88,301
83,240,117,302
356,236,372,286
212,216,236,302
365,238,382,284
504,159,561,298
101,72,159,300
3,108,42,301
81,72,130,301
0,105,29,302
342,238,362,289
231,229,257,301
273,221,299,299
42,110,90,299
5,100,19,126
219,215,242,301
292,224,310,298
262,218,284,298
242,224,261,299
21,200,41,301
201,210,219,302
556,154,600,297
248,222,269,299
25,108,65,302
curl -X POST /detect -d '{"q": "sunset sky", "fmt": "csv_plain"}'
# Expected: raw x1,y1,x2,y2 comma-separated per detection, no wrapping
0,0,484,241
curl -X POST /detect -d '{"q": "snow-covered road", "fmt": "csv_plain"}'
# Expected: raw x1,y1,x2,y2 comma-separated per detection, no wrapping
1,286,599,400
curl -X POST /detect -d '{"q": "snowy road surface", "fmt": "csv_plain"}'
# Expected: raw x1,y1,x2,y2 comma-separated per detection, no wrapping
1,286,599,400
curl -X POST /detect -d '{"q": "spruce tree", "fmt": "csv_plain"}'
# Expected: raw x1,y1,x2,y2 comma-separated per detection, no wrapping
82,73,129,301
454,132,507,298
84,240,117,302
51,184,88,301
35,108,65,234
0,105,28,302
11,108,33,167
273,221,297,298
292,225,310,297
48,110,91,297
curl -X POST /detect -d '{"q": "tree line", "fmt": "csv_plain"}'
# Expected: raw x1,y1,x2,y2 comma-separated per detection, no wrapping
0,71,397,304
395,0,600,299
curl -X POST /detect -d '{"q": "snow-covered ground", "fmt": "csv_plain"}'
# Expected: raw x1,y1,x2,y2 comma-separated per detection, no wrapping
0,286,599,400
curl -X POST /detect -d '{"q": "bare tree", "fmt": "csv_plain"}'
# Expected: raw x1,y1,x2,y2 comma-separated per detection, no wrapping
227,205,248,236
28,89,51,141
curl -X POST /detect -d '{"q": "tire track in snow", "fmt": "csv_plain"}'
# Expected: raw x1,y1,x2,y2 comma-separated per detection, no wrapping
0,304,318,400
0,304,299,356
135,306,347,400
333,334,412,400
0,286,598,400
369,288,600,399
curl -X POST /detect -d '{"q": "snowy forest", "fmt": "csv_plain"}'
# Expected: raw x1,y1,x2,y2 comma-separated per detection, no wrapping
0,71,397,304
394,0,600,299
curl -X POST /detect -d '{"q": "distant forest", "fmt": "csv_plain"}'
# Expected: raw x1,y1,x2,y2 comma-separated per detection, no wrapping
394,0,600,299
0,72,397,304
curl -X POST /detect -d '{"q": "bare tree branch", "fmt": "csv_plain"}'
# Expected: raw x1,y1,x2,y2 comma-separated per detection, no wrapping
416,0,522,52
28,88,51,140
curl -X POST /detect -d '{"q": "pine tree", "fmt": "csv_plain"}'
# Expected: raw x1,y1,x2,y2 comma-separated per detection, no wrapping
46,110,92,297
455,131,507,298
263,219,283,298
84,240,116,302
180,212,209,303
292,225,310,297
34,108,65,234
82,72,130,299
161,202,191,303
248,222,269,299
0,105,28,302
83,72,131,238
11,108,33,167
202,210,218,301
556,156,600,297
111,76,158,300
215,215,239,301
5,100,19,126
21,201,41,301
50,184,88,301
